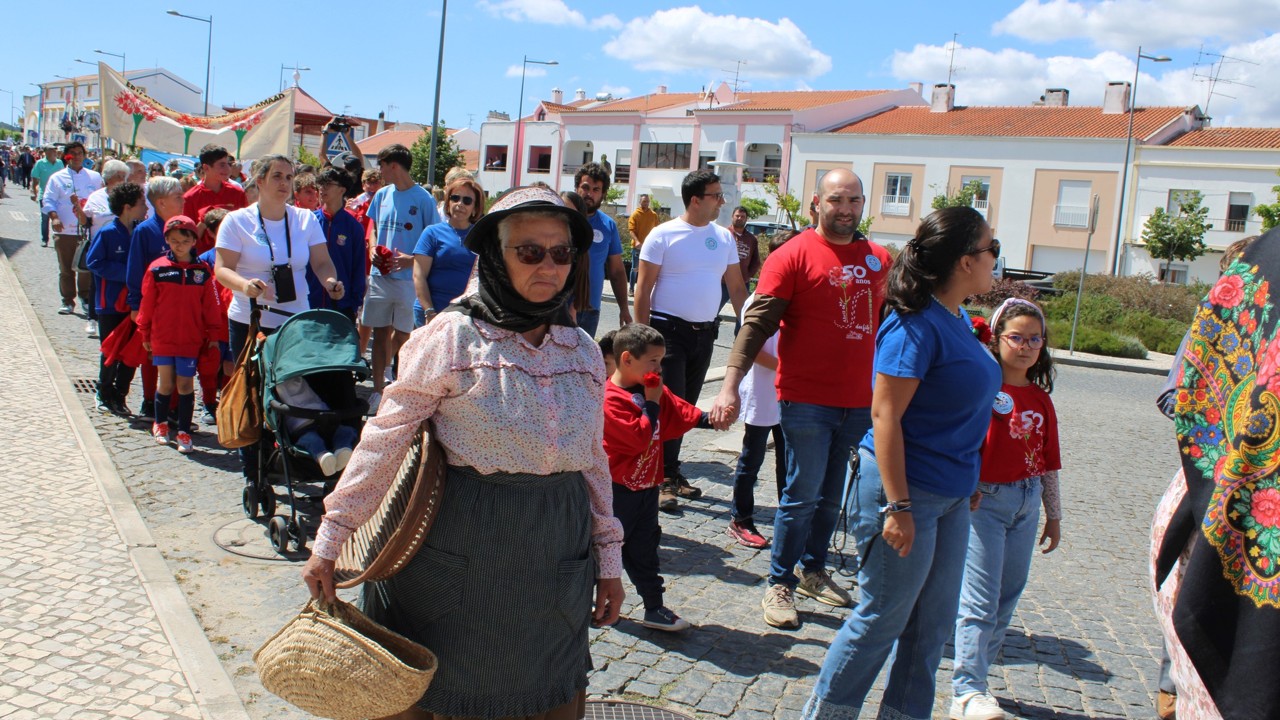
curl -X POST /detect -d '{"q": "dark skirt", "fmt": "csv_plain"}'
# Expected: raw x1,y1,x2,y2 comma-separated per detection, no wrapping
363,465,595,719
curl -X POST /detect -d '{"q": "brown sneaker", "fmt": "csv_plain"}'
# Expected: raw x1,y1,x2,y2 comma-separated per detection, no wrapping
672,473,703,499
762,583,800,629
659,481,680,513
796,567,853,607
1157,690,1176,720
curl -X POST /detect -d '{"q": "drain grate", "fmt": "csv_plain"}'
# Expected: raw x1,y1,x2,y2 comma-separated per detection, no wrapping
585,701,695,720
73,378,99,394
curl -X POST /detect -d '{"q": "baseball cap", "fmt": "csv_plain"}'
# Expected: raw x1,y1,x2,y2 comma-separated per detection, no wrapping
164,215,199,236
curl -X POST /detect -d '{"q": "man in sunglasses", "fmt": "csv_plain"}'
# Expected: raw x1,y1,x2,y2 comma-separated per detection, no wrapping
635,169,749,511
574,162,631,337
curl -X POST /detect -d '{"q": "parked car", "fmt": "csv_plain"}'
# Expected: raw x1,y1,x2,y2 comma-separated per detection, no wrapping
744,220,793,239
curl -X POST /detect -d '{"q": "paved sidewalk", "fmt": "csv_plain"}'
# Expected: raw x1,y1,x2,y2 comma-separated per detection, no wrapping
0,251,248,720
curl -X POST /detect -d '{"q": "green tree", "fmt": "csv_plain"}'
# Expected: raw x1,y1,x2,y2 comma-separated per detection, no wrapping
739,197,770,219
859,215,875,236
1253,168,1280,231
1141,190,1212,283
296,143,322,169
931,179,984,210
409,123,464,188
605,185,625,206
764,181,803,229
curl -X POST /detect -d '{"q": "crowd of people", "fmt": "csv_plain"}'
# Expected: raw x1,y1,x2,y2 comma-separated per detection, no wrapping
19,133,1260,719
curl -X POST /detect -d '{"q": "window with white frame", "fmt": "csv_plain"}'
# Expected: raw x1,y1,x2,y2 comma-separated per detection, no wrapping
881,173,912,215
1054,180,1091,228
1167,189,1197,213
1227,192,1252,233
1158,263,1189,285
960,175,991,213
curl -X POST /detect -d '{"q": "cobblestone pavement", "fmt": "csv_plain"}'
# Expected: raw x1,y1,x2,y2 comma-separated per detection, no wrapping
0,223,213,718
1,191,1180,719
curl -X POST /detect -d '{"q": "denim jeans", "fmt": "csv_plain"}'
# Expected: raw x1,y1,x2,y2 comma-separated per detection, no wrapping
293,424,358,459
650,313,715,477
40,211,50,245
577,307,600,339
770,402,870,588
732,423,786,523
952,477,1042,697
803,448,971,720
229,319,277,479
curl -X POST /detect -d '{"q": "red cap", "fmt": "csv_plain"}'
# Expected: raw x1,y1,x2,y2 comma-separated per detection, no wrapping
164,215,199,236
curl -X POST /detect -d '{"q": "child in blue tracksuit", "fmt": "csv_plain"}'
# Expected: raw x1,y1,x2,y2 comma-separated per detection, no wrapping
86,182,149,414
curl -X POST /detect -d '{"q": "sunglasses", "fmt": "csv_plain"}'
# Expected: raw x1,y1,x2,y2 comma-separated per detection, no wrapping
966,238,1001,259
1000,333,1044,349
449,194,475,206
507,244,575,266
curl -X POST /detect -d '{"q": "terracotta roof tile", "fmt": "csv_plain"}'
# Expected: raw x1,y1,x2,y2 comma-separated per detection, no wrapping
356,128,425,156
1166,127,1280,149
832,105,1189,140
699,89,892,112
577,92,706,113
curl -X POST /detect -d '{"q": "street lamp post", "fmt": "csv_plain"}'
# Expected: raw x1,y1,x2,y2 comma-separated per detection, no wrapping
279,63,311,93
166,10,213,116
1110,46,1171,276
95,49,126,73
426,0,448,188
513,55,558,187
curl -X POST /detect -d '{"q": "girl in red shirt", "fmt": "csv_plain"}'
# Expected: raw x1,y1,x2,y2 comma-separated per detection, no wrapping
950,298,1063,720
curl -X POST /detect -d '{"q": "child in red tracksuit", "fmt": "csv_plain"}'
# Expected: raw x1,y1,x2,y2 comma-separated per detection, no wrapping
137,215,221,454
601,324,714,632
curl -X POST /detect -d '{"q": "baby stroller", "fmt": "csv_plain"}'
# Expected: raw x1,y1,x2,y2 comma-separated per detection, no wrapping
245,308,370,553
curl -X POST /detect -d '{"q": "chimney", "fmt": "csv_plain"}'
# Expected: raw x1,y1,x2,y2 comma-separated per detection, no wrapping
657,84,667,94
574,88,587,102
930,83,955,113
909,82,924,98
375,111,384,135
486,110,510,121
551,87,563,105
1044,88,1069,107
1103,81,1131,114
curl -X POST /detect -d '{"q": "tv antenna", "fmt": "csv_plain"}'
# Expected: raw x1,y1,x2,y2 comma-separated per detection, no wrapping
1192,45,1258,117
718,60,748,101
946,33,965,86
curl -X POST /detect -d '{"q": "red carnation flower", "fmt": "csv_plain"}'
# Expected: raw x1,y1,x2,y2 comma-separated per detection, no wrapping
642,372,662,388
971,316,993,344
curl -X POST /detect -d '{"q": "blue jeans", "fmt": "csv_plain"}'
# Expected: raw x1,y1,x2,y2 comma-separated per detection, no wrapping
803,449,972,720
293,424,359,459
952,477,1042,697
769,402,870,588
577,307,600,338
732,423,786,523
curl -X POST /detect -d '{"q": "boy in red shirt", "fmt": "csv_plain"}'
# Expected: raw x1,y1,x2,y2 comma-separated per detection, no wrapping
601,324,713,632
137,215,221,454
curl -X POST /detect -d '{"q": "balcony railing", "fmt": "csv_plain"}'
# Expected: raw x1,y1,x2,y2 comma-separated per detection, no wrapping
741,166,782,184
1053,204,1090,228
972,198,989,217
881,195,911,216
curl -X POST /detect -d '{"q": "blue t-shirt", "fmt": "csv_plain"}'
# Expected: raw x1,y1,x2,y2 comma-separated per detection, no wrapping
860,301,1002,497
587,211,622,310
368,184,440,281
412,222,475,312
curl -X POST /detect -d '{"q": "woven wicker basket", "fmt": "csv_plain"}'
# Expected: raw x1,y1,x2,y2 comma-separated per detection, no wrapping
254,598,437,720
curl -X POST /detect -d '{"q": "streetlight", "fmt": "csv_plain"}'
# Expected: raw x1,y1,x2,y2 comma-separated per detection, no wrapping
426,0,449,188
513,55,558,187
95,49,126,73
1111,46,1171,275
279,63,311,93
167,9,213,116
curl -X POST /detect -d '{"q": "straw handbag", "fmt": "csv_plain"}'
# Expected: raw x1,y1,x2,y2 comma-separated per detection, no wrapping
254,598,437,720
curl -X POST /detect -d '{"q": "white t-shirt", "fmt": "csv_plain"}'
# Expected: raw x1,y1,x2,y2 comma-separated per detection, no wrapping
215,203,326,328
638,217,738,322
737,294,780,427
84,186,114,240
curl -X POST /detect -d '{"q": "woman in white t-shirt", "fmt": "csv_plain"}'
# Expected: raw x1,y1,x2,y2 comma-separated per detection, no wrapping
214,154,345,481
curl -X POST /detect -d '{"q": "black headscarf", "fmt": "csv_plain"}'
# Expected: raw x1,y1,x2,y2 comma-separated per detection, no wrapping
446,186,593,333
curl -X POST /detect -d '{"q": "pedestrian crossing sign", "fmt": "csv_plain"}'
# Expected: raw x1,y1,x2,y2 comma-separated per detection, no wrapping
324,131,351,159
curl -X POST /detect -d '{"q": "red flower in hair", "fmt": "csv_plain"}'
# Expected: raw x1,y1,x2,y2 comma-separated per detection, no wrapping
971,316,993,344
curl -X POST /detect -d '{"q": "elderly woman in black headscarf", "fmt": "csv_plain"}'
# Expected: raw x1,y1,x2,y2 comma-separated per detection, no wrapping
304,187,624,720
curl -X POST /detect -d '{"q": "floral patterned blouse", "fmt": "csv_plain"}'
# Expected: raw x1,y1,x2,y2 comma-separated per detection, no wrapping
312,313,624,578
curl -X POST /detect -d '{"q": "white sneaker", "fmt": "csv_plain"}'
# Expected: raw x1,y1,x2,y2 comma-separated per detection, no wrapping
950,692,1007,720
367,392,381,415
334,447,353,470
85,320,98,337
317,452,338,476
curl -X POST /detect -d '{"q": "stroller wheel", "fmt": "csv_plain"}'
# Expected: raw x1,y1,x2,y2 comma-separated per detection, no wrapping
259,487,277,518
242,485,259,519
268,516,289,553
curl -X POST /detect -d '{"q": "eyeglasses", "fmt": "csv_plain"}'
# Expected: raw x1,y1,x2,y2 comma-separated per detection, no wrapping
1000,333,1044,349
507,244,575,266
698,192,725,200
448,194,475,206
966,238,1001,259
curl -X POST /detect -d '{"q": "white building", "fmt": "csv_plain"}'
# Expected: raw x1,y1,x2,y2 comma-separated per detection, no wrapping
22,68,204,147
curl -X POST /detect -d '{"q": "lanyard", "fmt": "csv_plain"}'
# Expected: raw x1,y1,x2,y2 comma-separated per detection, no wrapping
258,208,293,265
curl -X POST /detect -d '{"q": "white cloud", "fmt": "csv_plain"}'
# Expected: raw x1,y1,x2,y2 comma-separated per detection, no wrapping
603,7,832,79
889,34,1280,126
994,0,1280,51
478,0,619,30
505,65,548,79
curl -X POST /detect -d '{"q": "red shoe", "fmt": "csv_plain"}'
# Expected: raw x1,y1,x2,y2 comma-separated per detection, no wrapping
176,432,194,454
151,422,170,445
728,520,770,549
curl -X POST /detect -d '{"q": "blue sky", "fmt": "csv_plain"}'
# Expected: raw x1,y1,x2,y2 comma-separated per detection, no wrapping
4,0,1278,131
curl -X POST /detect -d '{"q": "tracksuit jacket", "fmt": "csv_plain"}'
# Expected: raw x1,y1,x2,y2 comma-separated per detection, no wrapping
126,214,168,310
85,218,133,314
136,252,223,358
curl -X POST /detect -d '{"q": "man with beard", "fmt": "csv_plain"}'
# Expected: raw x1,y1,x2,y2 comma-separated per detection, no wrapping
574,162,631,337
720,205,762,335
710,169,893,629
